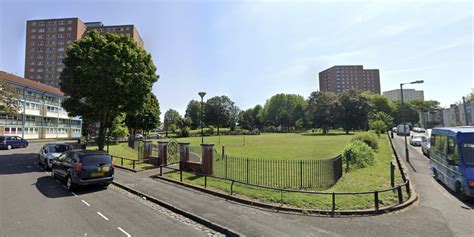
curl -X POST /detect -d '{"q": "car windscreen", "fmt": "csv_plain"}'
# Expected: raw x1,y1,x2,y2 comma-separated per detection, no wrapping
48,144,71,153
80,155,112,166
462,143,474,166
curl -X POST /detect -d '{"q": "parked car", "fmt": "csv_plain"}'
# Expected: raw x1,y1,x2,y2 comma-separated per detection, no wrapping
38,143,73,170
421,129,432,158
134,134,144,140
0,136,28,150
410,134,423,146
412,127,426,133
51,150,114,191
392,127,398,133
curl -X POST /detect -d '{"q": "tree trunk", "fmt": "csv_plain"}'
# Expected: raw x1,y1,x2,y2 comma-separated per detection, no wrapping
97,121,106,151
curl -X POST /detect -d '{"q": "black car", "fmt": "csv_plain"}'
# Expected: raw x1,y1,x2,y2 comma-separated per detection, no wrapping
51,150,114,191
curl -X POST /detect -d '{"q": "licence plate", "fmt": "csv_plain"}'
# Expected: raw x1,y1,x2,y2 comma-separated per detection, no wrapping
101,167,110,172
91,172,105,177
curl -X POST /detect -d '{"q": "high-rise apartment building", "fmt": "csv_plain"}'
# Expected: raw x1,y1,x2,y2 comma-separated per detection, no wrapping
383,89,424,102
24,18,144,88
319,65,381,94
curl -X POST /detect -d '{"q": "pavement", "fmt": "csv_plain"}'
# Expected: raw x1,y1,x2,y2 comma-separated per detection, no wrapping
1,138,472,236
112,135,473,236
391,135,474,237
0,142,222,237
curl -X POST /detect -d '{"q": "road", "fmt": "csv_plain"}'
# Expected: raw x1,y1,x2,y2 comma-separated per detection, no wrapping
0,142,221,237
391,135,473,237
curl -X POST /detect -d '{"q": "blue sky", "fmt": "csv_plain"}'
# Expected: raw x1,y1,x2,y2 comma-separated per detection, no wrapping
1,0,473,118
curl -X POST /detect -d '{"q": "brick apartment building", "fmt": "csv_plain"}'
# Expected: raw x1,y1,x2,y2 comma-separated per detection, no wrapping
319,65,381,94
24,17,144,88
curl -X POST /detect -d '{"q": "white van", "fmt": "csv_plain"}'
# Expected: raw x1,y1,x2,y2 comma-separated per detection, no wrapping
397,124,410,136
421,129,432,158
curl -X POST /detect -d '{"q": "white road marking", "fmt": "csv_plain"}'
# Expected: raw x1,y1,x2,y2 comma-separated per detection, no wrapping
71,192,78,197
97,212,109,221
81,200,90,207
117,227,132,237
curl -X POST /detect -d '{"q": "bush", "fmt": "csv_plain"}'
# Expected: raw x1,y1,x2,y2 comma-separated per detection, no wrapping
179,127,190,137
208,126,215,135
351,132,378,150
343,140,376,169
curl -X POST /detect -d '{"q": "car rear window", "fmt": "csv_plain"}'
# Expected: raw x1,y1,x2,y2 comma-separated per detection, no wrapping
48,144,71,153
80,155,111,165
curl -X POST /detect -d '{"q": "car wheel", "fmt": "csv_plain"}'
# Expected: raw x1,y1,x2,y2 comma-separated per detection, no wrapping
66,176,76,191
102,183,110,189
455,182,469,201
50,168,56,178
433,169,438,180
7,145,12,150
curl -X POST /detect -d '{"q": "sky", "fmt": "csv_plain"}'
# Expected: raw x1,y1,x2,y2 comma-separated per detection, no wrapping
1,0,473,119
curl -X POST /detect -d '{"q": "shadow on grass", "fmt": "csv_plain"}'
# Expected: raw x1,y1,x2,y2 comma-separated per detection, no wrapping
301,133,354,136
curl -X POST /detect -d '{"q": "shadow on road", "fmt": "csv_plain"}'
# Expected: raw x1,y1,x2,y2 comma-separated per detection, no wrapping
0,153,42,175
432,177,474,209
35,175,109,198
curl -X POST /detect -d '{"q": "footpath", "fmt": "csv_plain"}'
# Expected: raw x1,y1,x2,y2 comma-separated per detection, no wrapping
113,160,453,237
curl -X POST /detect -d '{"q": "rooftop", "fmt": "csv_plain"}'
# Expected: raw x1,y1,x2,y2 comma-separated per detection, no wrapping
0,71,64,97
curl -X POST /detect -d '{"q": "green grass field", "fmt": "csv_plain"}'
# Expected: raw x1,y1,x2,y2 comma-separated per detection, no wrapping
176,131,352,160
165,133,407,210
86,142,154,170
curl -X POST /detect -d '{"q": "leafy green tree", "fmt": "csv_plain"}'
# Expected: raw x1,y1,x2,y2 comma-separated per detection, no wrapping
238,109,254,130
110,113,129,138
176,117,192,137
373,111,393,129
369,119,386,137
60,31,158,150
185,100,201,130
252,105,264,131
391,101,419,125
261,94,306,132
363,92,392,114
163,109,181,134
204,95,236,135
306,91,339,134
0,79,20,115
125,93,161,135
338,89,371,134
410,100,440,113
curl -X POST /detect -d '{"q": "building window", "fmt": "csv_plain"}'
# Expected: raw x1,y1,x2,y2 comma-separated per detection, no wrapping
58,47,64,51
31,22,37,26
38,35,44,39
67,27,72,31
30,61,35,65
66,40,72,44
58,27,65,32
67,20,72,24
39,22,45,26
66,33,72,38
126,27,130,31
38,28,45,32
31,28,36,33
58,34,64,38
37,68,43,72
31,35,36,39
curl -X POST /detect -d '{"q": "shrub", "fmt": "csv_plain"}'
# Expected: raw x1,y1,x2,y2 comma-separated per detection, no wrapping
208,126,215,135
351,132,378,150
179,127,190,137
343,140,376,169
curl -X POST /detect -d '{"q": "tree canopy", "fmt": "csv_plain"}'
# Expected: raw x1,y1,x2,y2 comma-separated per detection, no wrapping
261,94,306,132
60,30,158,150
0,79,20,115
306,91,339,134
125,93,161,134
163,109,181,132
338,89,371,134
204,95,237,135
185,100,201,130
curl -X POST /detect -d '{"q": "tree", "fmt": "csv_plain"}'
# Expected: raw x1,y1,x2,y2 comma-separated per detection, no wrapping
163,109,181,134
176,117,192,137
60,31,157,150
185,100,201,130
110,113,129,138
373,111,393,129
338,89,371,134
391,101,419,125
306,91,339,134
252,105,264,131
261,94,306,132
0,79,20,115
229,105,241,131
410,100,440,113
369,120,386,137
238,109,253,130
204,95,236,135
363,92,392,115
125,93,161,135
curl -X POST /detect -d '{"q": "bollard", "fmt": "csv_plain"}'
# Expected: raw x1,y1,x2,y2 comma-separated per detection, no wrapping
390,161,395,188
374,191,379,213
397,186,403,204
204,175,207,188
331,192,336,217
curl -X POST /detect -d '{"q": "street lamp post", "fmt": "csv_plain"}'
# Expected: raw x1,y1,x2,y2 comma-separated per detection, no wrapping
400,80,424,163
462,96,470,125
198,92,206,144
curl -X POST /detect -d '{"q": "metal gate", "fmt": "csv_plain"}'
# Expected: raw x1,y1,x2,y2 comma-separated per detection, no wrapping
167,139,179,165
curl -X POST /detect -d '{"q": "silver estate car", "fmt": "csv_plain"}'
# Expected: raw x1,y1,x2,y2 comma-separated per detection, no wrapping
38,143,73,170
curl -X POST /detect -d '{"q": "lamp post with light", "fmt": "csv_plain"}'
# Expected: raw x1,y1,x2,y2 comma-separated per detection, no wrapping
400,80,424,163
198,92,206,144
